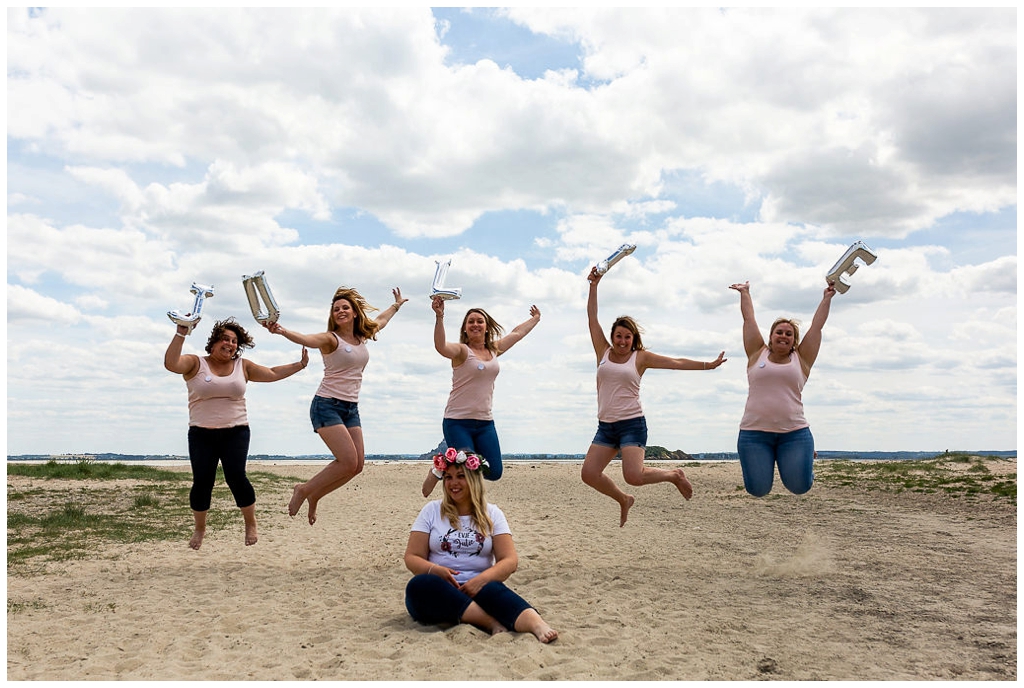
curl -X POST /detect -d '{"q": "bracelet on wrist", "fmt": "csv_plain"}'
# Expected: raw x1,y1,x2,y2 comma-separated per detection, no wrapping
175,332,186,339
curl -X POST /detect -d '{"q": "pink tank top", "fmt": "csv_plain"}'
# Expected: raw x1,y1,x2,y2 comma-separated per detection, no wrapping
444,348,499,420
596,349,643,423
315,333,369,402
739,349,808,432
186,357,248,428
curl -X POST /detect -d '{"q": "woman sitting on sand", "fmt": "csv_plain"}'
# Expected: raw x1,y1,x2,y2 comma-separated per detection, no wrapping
420,296,541,497
728,279,836,497
264,286,407,524
164,318,308,549
582,266,726,526
404,450,557,643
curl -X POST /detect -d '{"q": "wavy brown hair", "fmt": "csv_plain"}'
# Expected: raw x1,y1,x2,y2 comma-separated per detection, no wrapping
327,287,381,341
609,315,645,351
205,318,255,360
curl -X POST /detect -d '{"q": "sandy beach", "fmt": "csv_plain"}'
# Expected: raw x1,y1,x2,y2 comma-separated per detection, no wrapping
6,459,1017,681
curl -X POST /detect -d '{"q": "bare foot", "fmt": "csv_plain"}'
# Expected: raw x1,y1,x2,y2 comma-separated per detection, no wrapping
288,484,305,517
487,622,509,636
189,529,205,550
673,468,693,500
307,496,318,526
619,494,635,527
515,609,558,643
245,522,258,546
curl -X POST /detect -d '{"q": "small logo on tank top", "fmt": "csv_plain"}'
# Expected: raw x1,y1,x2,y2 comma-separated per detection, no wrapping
205,375,212,382
344,345,353,353
477,363,485,370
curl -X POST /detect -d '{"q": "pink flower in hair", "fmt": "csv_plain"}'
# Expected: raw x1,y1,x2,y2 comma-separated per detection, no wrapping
433,454,448,471
465,455,480,471
444,447,459,462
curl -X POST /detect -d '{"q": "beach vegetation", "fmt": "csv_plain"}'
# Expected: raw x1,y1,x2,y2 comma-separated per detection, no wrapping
815,455,1015,504
7,463,301,573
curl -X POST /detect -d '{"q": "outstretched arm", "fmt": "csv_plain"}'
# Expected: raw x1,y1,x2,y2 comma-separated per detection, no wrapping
729,281,766,364
495,305,541,354
264,321,336,353
163,324,200,379
637,350,727,374
796,280,837,375
244,347,309,383
587,267,610,362
375,287,410,332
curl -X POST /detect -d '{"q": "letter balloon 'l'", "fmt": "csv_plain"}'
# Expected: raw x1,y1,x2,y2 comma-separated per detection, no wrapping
430,258,462,300
168,282,215,334
595,244,637,275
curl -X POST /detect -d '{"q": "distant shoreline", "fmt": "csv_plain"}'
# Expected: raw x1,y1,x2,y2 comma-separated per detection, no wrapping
6,449,1018,464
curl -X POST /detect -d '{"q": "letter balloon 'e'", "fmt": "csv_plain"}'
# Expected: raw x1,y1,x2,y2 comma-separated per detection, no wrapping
825,241,877,293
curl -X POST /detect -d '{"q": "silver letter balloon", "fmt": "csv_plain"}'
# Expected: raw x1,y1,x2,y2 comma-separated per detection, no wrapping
167,282,215,334
826,241,877,294
242,271,281,325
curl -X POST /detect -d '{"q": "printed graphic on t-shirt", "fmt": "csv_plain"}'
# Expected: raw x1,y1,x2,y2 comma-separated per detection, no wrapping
439,526,485,558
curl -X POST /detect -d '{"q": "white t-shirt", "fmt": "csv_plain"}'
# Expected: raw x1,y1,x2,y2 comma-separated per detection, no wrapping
411,501,511,584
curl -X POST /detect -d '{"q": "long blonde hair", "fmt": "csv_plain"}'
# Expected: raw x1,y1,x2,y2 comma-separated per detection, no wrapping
439,466,493,537
327,287,381,341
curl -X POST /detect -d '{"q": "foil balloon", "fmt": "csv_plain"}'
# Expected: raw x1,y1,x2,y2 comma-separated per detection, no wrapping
826,241,878,294
241,271,281,325
595,243,637,275
430,258,462,300
167,282,215,334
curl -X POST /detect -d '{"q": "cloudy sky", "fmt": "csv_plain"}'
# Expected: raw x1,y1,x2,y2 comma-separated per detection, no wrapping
6,7,1017,458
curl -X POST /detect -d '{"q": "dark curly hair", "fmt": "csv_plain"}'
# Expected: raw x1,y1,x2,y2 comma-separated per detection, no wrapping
205,318,255,360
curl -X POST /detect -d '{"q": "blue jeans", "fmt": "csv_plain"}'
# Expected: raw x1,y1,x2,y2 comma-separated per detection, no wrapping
442,418,502,481
405,575,533,631
737,427,815,497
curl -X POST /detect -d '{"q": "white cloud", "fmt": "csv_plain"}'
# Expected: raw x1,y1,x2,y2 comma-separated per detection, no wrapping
5,8,1016,455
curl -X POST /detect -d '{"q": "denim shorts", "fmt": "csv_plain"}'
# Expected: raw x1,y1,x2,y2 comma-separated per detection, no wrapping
310,395,361,431
592,415,648,449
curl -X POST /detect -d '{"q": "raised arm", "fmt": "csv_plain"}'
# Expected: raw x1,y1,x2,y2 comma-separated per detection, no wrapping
243,347,309,383
587,267,610,362
729,281,766,364
374,287,410,332
637,349,727,374
494,305,541,355
431,296,467,363
796,280,837,375
264,321,336,353
163,324,200,379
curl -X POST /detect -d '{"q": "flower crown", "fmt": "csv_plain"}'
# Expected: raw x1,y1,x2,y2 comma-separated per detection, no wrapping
431,447,489,479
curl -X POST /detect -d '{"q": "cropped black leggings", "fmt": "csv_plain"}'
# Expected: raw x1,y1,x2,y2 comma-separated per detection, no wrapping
187,425,255,512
